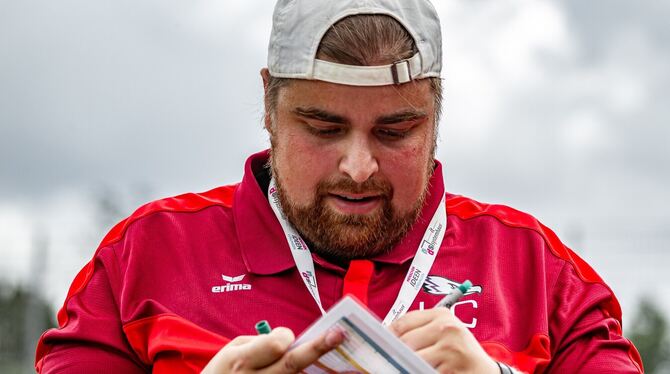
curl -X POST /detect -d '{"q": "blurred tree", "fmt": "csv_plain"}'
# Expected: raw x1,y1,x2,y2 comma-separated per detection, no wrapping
93,185,126,231
628,297,670,373
85,184,153,251
0,283,55,374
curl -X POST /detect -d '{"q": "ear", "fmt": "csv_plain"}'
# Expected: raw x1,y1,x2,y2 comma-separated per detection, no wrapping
260,68,273,133
261,68,271,92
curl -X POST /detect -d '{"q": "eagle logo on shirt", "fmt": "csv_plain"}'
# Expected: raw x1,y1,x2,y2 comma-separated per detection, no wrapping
422,275,483,296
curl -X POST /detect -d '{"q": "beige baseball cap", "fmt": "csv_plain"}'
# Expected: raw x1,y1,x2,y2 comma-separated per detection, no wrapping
267,0,442,86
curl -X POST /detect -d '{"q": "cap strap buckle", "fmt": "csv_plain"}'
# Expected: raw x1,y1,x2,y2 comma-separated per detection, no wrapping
391,59,412,85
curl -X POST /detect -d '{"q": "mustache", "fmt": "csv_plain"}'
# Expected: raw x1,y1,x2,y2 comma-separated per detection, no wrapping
315,177,393,197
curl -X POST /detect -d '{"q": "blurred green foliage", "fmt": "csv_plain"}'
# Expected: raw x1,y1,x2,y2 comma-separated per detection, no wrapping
0,283,55,374
628,297,670,374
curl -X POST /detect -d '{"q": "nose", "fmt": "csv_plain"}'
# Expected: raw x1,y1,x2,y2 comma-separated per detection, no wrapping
338,136,379,183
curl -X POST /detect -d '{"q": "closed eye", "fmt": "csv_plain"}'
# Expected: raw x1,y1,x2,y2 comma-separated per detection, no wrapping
375,127,411,140
306,123,344,137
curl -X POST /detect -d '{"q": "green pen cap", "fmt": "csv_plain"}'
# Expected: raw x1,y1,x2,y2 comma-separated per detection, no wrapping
255,320,271,335
458,280,472,294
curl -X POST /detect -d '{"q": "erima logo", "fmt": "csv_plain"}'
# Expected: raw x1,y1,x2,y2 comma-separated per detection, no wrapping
212,274,252,293
422,275,483,296
222,274,245,282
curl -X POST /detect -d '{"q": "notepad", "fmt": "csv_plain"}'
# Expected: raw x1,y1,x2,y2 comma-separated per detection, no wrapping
292,296,436,374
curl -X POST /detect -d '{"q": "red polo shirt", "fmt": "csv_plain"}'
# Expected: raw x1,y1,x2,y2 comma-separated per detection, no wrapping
36,150,642,373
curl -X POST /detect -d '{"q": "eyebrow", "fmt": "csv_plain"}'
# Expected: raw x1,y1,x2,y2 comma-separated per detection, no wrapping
292,107,428,125
293,107,348,124
376,110,428,125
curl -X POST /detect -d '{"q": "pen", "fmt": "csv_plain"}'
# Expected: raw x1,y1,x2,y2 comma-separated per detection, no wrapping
433,280,472,309
255,320,272,334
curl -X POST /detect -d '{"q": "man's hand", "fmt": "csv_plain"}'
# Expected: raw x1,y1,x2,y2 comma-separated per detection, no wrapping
389,308,499,374
201,327,344,373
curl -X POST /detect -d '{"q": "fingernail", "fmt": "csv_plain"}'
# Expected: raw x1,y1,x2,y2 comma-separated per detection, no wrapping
271,327,295,346
388,324,399,336
325,328,344,346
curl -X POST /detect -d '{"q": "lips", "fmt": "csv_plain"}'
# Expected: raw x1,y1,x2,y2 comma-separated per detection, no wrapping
330,193,378,202
327,192,383,215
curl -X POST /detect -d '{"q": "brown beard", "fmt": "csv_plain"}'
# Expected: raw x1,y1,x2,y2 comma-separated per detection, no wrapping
270,159,428,261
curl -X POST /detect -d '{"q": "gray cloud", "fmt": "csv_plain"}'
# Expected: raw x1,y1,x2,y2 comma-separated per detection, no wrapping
1,1,271,197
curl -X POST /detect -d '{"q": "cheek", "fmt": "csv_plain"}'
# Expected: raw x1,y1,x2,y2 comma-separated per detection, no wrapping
382,143,433,208
274,131,338,204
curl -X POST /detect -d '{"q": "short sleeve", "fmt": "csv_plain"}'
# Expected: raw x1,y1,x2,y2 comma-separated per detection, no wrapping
546,263,643,373
36,247,148,373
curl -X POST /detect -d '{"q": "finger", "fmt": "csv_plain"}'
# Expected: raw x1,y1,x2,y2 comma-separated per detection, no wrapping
226,335,256,347
398,316,461,351
389,308,450,337
201,340,250,374
416,343,451,369
235,327,296,369
413,329,472,369
268,328,345,373
412,320,487,372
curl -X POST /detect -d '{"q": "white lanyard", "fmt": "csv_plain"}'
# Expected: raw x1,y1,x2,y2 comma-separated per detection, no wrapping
268,178,447,325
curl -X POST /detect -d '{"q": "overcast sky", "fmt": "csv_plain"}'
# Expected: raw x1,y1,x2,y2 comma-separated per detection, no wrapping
1,0,669,322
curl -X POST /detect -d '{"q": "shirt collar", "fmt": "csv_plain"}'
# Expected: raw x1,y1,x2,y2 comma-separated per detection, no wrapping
235,150,447,274
234,150,296,275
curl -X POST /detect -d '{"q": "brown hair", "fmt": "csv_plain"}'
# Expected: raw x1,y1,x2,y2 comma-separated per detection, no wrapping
264,14,443,123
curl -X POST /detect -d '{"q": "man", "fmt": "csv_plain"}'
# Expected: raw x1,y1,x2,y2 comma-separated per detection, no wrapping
36,0,643,373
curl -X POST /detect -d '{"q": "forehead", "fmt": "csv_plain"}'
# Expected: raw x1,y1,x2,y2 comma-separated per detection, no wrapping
277,78,435,118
